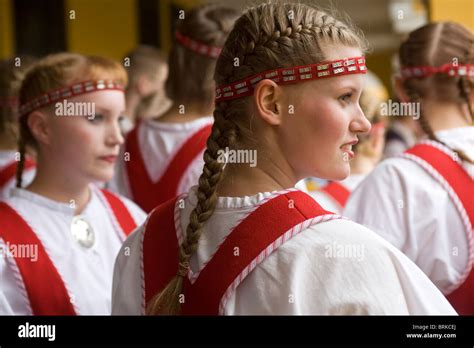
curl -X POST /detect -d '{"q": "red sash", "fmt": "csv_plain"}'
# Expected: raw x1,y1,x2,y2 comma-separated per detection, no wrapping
125,122,212,213
0,159,36,188
143,190,338,315
405,142,474,315
0,189,137,315
100,189,137,237
321,181,350,208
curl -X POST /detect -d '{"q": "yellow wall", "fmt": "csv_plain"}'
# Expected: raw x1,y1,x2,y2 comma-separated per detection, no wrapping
430,0,474,30
0,0,14,59
65,0,138,61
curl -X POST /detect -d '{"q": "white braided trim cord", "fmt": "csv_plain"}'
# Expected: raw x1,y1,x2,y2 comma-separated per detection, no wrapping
95,187,127,242
218,213,344,314
140,223,147,315
1,237,33,315
399,145,474,294
187,188,299,284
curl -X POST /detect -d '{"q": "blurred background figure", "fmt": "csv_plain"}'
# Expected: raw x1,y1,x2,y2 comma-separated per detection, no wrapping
344,21,474,314
108,3,239,213
122,45,171,132
383,55,423,157
0,56,36,199
0,52,146,315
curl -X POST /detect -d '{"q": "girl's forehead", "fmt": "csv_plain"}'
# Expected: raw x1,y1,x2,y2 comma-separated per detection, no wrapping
65,90,125,107
322,44,363,61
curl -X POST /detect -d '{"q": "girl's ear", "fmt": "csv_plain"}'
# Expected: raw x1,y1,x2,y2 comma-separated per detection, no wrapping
253,79,283,126
27,110,51,146
394,77,410,103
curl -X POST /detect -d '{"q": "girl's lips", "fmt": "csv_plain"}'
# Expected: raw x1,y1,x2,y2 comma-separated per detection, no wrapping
340,144,355,160
99,155,118,163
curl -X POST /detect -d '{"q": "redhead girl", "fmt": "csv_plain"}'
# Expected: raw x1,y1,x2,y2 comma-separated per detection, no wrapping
345,22,474,314
0,53,146,315
108,4,239,213
112,2,455,315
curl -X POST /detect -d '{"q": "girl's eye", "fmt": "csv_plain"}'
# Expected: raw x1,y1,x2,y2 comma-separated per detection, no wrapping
339,93,353,103
88,114,104,123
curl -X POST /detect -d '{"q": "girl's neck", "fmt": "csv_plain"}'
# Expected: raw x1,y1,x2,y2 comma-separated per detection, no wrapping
25,160,91,215
153,103,213,123
421,100,472,133
216,161,296,197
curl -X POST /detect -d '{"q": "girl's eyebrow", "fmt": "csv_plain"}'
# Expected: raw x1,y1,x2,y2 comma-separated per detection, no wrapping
94,107,124,115
335,85,358,93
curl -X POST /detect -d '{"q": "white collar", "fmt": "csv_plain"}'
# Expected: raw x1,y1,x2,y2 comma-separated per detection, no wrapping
9,185,98,216
187,186,299,210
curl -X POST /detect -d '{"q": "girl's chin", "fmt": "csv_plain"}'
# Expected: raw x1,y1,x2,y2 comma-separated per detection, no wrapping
328,164,351,181
90,170,114,183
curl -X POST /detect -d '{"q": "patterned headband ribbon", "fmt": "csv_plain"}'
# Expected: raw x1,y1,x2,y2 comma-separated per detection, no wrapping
19,80,125,118
175,31,222,59
0,96,19,108
215,56,367,102
401,63,474,79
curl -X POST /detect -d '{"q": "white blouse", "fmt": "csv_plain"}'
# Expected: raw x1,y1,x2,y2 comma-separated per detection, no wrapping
344,126,474,295
0,185,147,315
108,117,213,200
112,187,456,315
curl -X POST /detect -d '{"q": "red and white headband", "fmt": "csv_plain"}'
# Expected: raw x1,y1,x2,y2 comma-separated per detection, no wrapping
175,31,222,59
0,96,18,109
215,56,367,102
19,80,124,118
401,63,474,79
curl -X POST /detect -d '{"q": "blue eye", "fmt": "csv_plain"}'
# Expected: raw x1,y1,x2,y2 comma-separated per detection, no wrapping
339,93,353,103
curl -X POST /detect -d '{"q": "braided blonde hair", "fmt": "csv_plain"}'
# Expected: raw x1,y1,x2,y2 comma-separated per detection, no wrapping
399,22,474,164
147,1,367,315
0,57,35,148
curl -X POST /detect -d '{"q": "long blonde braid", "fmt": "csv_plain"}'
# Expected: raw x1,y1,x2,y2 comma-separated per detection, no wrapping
147,1,367,315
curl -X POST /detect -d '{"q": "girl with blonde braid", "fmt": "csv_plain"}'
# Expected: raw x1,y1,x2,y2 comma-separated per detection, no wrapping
345,22,474,315
0,53,146,315
112,2,455,315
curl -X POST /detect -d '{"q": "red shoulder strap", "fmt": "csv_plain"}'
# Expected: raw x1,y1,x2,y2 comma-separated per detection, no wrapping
126,122,211,212
405,143,474,315
144,191,335,315
405,143,474,230
143,197,180,306
100,189,137,236
0,202,76,315
321,181,350,208
0,159,35,188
